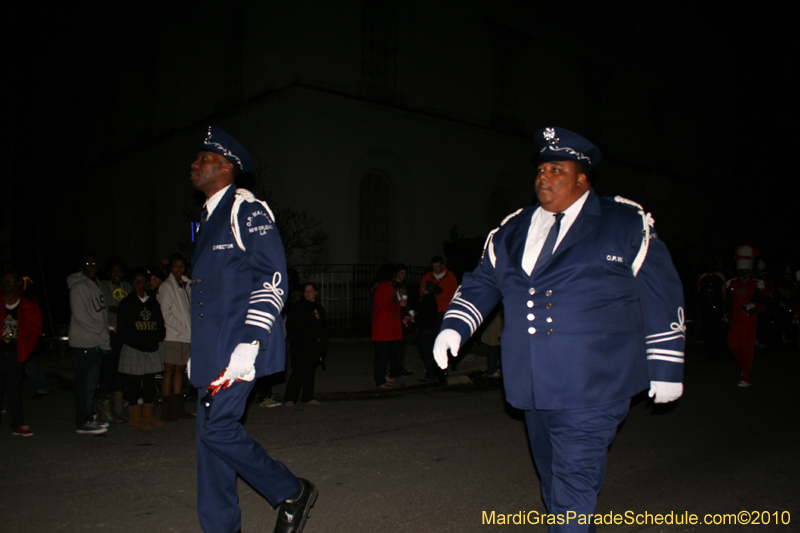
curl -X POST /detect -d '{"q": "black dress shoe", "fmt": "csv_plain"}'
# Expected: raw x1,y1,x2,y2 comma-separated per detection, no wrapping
274,478,318,533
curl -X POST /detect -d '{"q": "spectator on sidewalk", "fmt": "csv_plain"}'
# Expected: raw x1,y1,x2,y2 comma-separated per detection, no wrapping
158,253,193,421
146,265,167,293
67,254,110,435
2,267,43,437
117,269,166,429
372,264,402,390
390,263,414,378
419,256,458,325
284,282,327,406
97,258,131,424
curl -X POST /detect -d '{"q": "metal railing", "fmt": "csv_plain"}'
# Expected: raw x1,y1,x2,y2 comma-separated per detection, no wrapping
292,264,427,335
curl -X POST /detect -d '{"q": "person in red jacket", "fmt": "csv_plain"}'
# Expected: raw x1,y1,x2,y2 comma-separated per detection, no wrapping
372,265,402,389
1,268,43,437
419,256,458,325
725,245,770,387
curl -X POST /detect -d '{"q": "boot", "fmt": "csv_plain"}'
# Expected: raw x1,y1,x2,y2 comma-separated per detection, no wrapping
161,395,178,422
111,390,129,422
128,405,152,430
173,394,195,420
142,403,164,427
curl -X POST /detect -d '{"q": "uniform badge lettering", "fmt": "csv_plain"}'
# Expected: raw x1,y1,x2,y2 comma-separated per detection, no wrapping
606,255,624,263
248,224,274,235
246,210,270,227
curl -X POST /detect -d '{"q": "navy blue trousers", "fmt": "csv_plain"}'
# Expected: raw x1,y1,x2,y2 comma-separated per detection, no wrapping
524,398,630,533
196,379,300,533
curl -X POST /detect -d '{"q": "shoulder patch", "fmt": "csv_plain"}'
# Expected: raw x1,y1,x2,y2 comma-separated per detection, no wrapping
613,196,655,277
482,208,524,267
231,188,277,251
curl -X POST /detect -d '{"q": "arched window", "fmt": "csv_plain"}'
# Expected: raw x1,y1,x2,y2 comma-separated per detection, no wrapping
358,171,396,263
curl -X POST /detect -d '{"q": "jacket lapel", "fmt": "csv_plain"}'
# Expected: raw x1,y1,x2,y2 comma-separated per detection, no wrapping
552,189,600,259
505,206,535,277
193,185,237,262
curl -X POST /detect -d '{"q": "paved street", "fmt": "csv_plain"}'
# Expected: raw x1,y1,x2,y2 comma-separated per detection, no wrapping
1,341,797,532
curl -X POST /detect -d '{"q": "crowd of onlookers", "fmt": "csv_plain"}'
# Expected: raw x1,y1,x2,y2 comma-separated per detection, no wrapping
0,252,333,436
3,242,798,438
64,253,194,434
367,255,502,391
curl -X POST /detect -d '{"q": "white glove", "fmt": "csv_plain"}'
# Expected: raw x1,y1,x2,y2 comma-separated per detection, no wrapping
207,343,259,395
433,329,461,369
187,357,191,380
648,381,683,404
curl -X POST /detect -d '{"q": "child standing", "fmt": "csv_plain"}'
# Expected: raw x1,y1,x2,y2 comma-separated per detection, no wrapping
117,270,166,429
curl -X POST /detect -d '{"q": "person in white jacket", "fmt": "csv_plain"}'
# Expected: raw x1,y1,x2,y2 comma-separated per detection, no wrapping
157,253,193,421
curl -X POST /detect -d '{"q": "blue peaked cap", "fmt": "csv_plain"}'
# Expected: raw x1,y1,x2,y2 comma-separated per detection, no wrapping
533,127,603,167
201,126,253,173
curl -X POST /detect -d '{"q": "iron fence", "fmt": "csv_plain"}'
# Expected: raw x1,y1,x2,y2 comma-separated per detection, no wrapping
291,264,428,336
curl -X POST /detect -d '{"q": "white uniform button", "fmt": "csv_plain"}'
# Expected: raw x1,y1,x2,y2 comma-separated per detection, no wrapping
529,288,536,295
528,327,536,335
527,301,534,308
546,317,553,323
546,290,553,297
527,313,535,321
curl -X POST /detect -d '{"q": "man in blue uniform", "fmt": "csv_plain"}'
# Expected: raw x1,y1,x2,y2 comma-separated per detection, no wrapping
189,126,317,533
434,128,684,532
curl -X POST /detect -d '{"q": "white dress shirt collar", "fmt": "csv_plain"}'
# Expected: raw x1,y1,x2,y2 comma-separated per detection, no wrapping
521,189,590,275
203,184,232,219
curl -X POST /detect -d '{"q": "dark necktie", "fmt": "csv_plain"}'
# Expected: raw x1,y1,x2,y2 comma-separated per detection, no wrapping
532,212,564,276
199,206,208,233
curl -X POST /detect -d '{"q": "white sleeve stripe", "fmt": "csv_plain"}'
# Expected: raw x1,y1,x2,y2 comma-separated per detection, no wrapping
246,314,274,325
647,355,685,363
646,348,684,356
246,309,275,319
249,293,281,303
646,334,685,344
443,310,478,335
244,320,272,332
246,317,274,328
450,297,483,323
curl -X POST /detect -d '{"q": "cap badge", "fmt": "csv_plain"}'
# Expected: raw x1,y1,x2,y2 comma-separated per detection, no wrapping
543,127,560,145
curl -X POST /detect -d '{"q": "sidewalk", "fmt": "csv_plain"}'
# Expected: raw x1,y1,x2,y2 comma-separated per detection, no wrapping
40,336,493,402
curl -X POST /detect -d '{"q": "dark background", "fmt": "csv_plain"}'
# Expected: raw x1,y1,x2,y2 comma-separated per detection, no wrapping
5,1,799,331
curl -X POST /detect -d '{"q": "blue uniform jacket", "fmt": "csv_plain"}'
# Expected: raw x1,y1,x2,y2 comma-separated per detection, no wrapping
442,190,685,410
191,185,288,388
